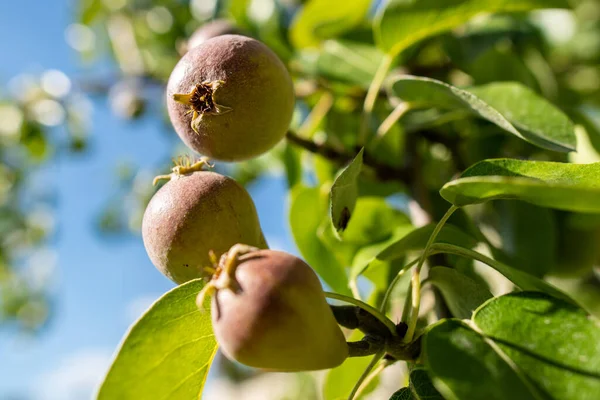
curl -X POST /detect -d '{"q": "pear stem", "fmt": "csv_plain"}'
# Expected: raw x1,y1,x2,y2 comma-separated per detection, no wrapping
325,292,397,337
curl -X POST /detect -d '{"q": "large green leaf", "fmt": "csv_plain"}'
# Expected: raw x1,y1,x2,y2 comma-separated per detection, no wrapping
423,319,544,400
473,292,600,400
469,82,576,151
440,159,600,212
290,0,372,48
389,76,575,152
330,148,364,235
375,0,568,57
427,267,493,319
289,185,350,294
97,280,217,400
425,294,600,399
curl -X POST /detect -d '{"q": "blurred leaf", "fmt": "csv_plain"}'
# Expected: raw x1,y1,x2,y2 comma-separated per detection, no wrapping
80,0,104,25
342,196,410,245
298,40,385,87
224,0,252,28
317,216,358,267
469,82,575,151
474,292,600,400
427,266,493,319
350,225,414,282
290,0,372,48
467,47,538,88
330,148,363,235
493,201,557,277
289,185,350,294
282,143,302,188
440,159,600,212
430,243,573,304
323,339,378,400
375,0,568,57
390,76,575,152
98,280,216,400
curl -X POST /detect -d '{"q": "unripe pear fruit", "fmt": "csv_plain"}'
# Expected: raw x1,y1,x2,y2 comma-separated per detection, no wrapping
199,246,348,371
166,34,295,161
142,163,267,284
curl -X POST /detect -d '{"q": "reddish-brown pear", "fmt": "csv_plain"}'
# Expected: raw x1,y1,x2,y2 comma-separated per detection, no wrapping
204,248,348,371
167,35,294,161
142,171,267,284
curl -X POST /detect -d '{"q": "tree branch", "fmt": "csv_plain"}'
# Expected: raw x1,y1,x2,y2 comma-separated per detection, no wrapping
285,131,412,184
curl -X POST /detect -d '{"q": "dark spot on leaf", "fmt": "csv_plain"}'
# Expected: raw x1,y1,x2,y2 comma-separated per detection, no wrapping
337,207,351,231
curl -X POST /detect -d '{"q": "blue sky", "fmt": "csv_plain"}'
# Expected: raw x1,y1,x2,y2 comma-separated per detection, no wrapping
0,2,295,398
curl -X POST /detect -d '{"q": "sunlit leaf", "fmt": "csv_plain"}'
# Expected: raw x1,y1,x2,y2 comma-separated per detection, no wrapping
290,185,350,294
330,148,364,235
290,0,372,48
440,159,600,212
98,280,217,400
375,0,568,57
390,76,575,152
424,293,600,400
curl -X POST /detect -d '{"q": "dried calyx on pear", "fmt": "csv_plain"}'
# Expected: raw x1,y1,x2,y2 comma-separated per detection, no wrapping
197,245,348,372
167,35,294,161
142,158,267,284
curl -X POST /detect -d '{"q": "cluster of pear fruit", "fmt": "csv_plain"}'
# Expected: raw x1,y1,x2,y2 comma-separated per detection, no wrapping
141,22,349,371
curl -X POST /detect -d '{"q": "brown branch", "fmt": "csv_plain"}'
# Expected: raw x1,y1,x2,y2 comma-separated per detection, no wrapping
285,131,412,184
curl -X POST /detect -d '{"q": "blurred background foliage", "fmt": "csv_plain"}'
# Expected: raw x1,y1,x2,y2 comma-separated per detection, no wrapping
2,0,600,340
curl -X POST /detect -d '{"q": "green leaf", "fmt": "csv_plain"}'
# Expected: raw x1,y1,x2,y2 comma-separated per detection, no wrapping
330,148,364,234
298,40,386,88
350,225,414,288
473,292,600,400
389,76,574,152
282,143,302,188
342,196,410,245
390,387,414,400
440,158,600,212
409,368,445,400
427,267,493,319
423,319,544,400
289,185,350,295
323,343,378,400
375,0,568,57
290,0,372,48
97,280,216,400
430,243,574,304
493,201,557,277
469,82,576,152
80,0,104,25
377,223,478,262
